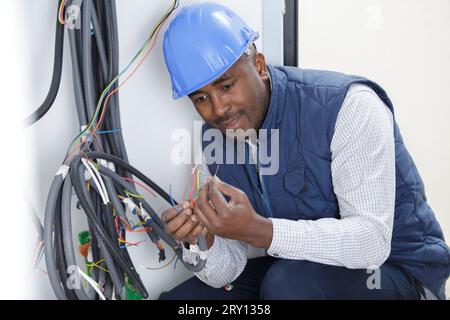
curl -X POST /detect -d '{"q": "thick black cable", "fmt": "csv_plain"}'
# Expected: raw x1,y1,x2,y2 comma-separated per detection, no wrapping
82,152,207,272
23,0,65,127
70,157,149,298
44,0,188,300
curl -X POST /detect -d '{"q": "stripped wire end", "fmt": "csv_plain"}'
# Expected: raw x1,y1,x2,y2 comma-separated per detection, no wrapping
58,0,66,25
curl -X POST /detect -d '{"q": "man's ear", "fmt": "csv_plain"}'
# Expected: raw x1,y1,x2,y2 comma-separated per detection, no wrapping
254,53,269,81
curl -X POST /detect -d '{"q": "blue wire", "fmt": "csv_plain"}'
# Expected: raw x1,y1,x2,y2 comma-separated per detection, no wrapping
173,256,179,271
169,184,182,213
96,128,122,135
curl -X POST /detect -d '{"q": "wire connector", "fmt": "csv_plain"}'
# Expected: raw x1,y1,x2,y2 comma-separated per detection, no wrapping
121,197,138,214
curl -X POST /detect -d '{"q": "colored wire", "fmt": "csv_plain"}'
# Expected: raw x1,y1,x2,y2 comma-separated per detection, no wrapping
140,251,177,271
96,128,123,135
58,0,66,24
77,266,107,300
125,191,145,199
189,167,198,206
88,19,167,146
81,158,109,204
197,170,200,193
169,184,182,213
64,0,178,162
86,259,109,274
123,177,157,197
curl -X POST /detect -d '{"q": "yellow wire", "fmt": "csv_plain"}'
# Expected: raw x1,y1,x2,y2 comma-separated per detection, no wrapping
66,0,178,156
131,0,176,64
85,0,176,134
141,252,177,271
126,191,145,200
87,259,110,273
197,169,200,193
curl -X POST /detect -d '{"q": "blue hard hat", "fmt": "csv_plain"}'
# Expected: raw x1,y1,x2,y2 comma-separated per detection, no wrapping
163,2,259,99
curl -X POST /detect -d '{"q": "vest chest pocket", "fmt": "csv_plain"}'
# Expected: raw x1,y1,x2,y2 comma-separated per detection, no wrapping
281,162,338,220
283,163,306,195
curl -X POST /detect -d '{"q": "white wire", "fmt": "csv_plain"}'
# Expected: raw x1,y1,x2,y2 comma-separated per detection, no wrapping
81,158,108,204
86,159,110,203
76,266,107,300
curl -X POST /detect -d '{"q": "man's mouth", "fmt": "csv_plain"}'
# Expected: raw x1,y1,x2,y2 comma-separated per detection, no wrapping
222,114,242,130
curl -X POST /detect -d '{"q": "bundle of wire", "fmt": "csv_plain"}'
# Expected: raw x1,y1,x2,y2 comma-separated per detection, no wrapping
39,0,207,300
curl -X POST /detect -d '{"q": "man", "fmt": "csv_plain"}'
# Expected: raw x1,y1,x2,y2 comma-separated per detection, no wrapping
159,2,450,300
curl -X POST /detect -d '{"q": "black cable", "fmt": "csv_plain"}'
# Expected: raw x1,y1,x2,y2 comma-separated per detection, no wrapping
43,1,193,300
80,152,208,272
70,157,149,298
23,0,65,127
54,189,78,300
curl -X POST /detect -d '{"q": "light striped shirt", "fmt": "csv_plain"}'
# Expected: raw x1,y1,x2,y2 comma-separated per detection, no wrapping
182,83,395,288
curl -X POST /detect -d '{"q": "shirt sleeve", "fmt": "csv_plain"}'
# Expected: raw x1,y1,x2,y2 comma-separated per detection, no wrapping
266,84,396,269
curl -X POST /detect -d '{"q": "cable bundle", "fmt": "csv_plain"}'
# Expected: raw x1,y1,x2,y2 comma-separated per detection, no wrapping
39,0,207,300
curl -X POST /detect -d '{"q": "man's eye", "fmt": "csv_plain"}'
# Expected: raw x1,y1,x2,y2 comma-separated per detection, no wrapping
223,83,234,90
195,96,207,104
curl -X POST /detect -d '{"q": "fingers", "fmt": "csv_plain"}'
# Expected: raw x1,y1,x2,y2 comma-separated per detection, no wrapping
207,179,229,213
185,222,204,244
161,198,206,243
213,176,245,204
193,205,212,231
213,176,241,197
195,182,220,225
162,201,190,224
163,204,194,236
172,214,202,241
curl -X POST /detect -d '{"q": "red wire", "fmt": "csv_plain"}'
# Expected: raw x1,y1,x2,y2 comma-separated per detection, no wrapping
90,18,167,141
66,15,168,162
122,177,157,198
59,0,66,24
189,169,197,206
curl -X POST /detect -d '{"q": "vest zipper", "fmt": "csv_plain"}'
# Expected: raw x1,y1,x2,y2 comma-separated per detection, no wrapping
258,163,274,218
243,140,274,218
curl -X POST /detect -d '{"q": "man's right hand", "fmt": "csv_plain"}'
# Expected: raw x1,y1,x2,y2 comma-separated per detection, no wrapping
162,201,209,246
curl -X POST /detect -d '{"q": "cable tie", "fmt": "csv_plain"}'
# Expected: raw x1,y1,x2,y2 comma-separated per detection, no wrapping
84,170,91,181
108,162,116,172
189,244,208,260
139,204,152,222
121,197,138,213
55,165,70,179
97,159,108,168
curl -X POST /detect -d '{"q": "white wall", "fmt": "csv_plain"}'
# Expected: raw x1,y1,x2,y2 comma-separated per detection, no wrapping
298,0,450,296
19,0,263,300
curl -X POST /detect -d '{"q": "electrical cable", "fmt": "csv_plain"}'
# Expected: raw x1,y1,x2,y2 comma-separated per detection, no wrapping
42,0,206,301
23,0,65,127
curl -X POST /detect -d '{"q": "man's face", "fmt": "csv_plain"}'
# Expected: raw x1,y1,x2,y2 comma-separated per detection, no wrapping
188,53,270,134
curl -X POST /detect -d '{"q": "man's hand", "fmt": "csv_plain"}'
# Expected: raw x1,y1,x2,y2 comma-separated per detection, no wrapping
193,176,273,249
161,201,206,245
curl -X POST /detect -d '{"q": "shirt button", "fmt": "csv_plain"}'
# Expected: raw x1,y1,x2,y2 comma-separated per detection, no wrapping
224,284,234,291
273,253,279,257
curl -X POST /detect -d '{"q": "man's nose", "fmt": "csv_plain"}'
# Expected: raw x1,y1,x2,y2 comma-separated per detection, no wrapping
211,94,231,119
